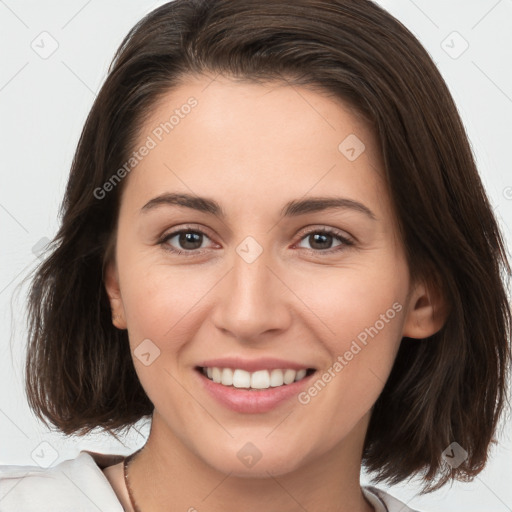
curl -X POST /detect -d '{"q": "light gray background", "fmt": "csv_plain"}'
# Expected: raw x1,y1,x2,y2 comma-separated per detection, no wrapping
1,1,511,510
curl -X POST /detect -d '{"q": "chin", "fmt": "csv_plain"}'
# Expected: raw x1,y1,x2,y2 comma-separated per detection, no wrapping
199,439,310,479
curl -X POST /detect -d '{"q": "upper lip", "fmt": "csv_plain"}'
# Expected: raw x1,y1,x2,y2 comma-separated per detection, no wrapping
197,357,315,373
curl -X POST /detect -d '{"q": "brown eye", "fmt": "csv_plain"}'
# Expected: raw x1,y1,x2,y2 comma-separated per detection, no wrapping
306,232,336,250
296,228,353,254
174,231,204,250
159,228,215,255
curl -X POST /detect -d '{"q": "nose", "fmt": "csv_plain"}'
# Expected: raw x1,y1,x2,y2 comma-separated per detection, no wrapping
211,244,293,343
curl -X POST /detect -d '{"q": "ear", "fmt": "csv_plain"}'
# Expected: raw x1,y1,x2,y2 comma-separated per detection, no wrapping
104,260,127,330
402,276,448,339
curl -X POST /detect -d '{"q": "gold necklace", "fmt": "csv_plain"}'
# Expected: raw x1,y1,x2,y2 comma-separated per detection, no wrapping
123,449,143,512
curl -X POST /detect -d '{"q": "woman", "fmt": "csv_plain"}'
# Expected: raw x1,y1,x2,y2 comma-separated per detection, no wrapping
1,1,510,511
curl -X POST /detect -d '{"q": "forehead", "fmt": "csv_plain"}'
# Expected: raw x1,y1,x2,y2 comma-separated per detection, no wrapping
122,74,389,219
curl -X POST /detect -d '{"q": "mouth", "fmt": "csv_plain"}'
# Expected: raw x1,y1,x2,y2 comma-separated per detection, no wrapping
195,366,316,391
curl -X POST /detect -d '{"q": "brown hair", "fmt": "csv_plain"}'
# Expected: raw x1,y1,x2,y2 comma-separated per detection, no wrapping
23,0,511,492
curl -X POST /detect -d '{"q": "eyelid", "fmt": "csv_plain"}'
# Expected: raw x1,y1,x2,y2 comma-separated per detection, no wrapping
158,223,218,249
292,227,355,256
294,224,355,244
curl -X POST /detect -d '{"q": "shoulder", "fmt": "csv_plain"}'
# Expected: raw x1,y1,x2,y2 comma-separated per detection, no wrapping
363,485,422,512
0,450,125,511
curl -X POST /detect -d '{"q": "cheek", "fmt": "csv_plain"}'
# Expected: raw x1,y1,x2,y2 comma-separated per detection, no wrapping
296,304,405,448
290,256,407,350
118,252,207,340
291,254,407,413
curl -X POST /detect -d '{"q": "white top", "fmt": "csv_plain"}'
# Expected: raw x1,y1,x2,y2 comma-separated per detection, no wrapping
0,451,419,511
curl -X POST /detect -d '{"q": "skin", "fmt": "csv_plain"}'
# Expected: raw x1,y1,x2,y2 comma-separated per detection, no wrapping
104,73,445,512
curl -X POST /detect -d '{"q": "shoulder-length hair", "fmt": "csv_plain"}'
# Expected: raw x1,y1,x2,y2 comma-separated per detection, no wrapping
24,0,511,492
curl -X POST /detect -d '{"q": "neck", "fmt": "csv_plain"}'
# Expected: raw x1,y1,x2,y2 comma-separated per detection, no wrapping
127,411,374,512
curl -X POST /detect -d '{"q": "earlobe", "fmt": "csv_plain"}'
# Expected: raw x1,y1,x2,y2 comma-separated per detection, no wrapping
104,260,127,330
402,278,448,339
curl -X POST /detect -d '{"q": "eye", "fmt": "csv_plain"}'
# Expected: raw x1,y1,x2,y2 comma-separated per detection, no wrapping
295,227,354,254
159,226,216,256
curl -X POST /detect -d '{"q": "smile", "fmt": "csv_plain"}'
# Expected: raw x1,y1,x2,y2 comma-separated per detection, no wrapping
199,367,315,390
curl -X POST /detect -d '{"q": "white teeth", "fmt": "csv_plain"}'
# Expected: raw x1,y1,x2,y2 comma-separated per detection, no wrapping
283,369,296,385
221,368,234,386
269,369,284,387
232,369,251,388
212,367,222,384
295,369,307,381
251,370,270,389
202,367,311,389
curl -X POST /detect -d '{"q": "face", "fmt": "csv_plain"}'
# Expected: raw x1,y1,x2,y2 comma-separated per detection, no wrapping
105,74,432,478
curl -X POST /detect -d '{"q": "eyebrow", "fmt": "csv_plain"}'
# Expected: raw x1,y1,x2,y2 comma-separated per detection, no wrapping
140,193,376,221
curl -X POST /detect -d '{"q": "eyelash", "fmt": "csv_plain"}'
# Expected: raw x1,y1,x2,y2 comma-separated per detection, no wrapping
157,225,354,257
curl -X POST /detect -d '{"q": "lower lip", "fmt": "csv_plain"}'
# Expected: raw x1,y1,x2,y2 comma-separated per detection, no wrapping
196,369,316,414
